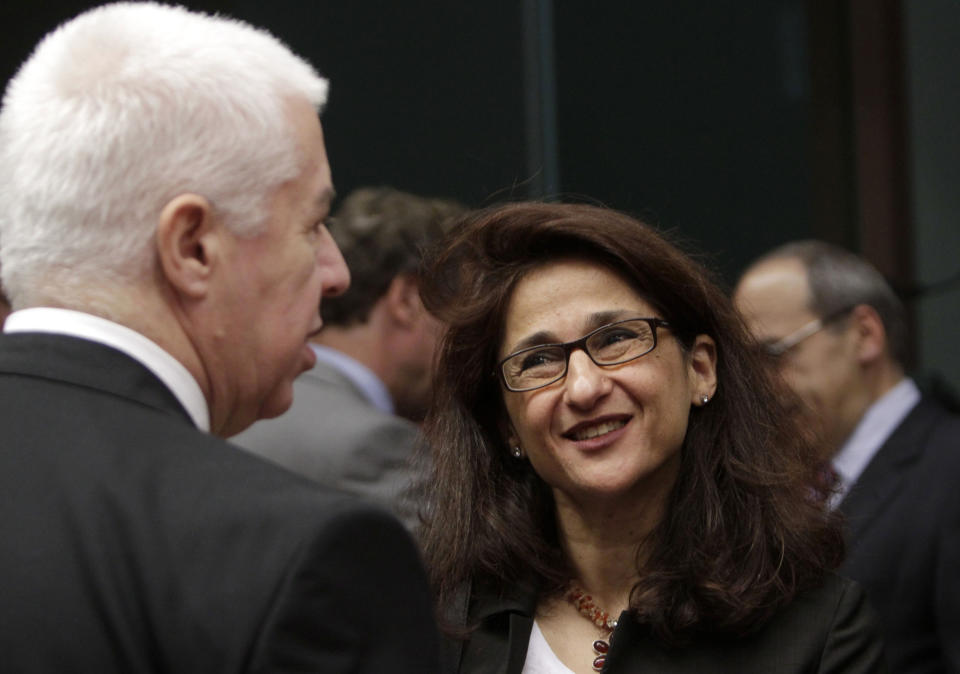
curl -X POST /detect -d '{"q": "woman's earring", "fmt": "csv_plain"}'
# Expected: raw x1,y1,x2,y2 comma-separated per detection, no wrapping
512,446,523,459
700,394,710,405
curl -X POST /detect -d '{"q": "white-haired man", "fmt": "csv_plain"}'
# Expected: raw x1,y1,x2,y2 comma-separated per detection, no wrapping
0,4,440,672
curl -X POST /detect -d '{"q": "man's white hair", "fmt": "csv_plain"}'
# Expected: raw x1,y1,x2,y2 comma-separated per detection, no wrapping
0,2,328,307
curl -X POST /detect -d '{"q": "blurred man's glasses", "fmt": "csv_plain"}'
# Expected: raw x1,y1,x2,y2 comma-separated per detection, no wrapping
498,317,671,392
763,306,854,357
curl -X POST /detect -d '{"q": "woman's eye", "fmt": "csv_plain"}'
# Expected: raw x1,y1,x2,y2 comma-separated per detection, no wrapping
598,328,637,346
520,349,560,372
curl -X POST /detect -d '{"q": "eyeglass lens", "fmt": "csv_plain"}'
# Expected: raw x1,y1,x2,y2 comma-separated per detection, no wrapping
502,319,657,391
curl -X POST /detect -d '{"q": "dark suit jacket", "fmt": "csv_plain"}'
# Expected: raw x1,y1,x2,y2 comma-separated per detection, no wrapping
838,396,960,673
0,333,441,673
233,357,421,529
450,574,885,673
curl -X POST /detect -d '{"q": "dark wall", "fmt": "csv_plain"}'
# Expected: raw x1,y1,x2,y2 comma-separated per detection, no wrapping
3,1,816,284
1,0,527,210
554,1,813,282
229,0,528,208
4,2,956,390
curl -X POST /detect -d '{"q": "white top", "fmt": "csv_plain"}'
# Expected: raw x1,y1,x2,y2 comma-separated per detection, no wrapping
521,621,577,674
830,377,921,509
4,307,209,431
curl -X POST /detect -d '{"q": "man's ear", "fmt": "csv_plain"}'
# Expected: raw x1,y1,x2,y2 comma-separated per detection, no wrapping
849,304,887,364
156,194,220,298
383,273,422,327
688,334,718,405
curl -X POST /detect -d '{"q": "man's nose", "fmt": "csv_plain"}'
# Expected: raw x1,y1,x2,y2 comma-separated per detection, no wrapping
317,229,350,298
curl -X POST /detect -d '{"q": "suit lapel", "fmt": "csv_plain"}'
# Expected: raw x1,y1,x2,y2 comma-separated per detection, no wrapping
0,332,194,426
466,576,538,674
837,399,939,545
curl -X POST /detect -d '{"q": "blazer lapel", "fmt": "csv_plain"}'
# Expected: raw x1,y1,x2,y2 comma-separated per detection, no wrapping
464,577,538,674
837,399,939,545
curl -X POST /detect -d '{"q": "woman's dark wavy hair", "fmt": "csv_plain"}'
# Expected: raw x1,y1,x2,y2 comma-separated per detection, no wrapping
416,202,843,645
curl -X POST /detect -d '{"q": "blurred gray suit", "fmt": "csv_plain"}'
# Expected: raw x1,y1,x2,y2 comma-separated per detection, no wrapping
233,357,421,529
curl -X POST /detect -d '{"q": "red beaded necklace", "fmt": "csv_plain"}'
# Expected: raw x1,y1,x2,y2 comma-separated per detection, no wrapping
566,586,618,672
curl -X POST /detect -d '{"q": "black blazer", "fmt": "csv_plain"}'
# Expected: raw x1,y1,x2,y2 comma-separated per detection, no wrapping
838,397,960,673
0,333,441,673
450,574,886,673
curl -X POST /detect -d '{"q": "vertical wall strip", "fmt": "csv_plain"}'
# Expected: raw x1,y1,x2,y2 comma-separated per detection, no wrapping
522,0,560,199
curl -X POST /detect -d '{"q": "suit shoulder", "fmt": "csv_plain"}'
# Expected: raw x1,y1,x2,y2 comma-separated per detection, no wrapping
912,397,960,445
787,573,859,618
234,374,415,449
764,574,886,671
770,574,876,640
910,399,960,476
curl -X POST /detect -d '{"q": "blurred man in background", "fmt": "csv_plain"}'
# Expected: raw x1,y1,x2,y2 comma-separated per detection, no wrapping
234,186,465,528
734,240,960,673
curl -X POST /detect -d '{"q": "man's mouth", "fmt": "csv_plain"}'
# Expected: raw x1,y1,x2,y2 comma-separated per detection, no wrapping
565,418,628,441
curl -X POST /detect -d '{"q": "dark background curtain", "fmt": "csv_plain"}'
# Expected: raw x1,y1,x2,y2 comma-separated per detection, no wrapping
2,0,956,392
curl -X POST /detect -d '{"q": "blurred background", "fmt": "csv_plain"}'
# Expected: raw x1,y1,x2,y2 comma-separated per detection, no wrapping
2,0,957,393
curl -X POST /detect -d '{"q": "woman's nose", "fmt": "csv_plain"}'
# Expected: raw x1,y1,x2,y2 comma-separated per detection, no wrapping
563,349,611,409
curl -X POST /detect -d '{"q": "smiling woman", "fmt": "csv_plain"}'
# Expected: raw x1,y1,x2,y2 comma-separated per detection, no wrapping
415,202,886,673
498,259,713,526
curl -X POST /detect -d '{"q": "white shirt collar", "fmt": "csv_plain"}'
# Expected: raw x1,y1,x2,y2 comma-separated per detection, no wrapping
4,308,210,431
830,377,920,507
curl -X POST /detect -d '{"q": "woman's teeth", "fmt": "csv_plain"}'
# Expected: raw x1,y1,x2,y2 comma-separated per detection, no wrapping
572,419,626,441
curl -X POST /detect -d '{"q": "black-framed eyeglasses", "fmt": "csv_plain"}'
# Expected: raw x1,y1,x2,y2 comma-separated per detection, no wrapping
762,306,854,357
497,317,671,392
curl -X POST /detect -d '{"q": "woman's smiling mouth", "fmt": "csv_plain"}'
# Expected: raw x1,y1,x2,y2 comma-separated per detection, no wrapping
564,417,629,441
